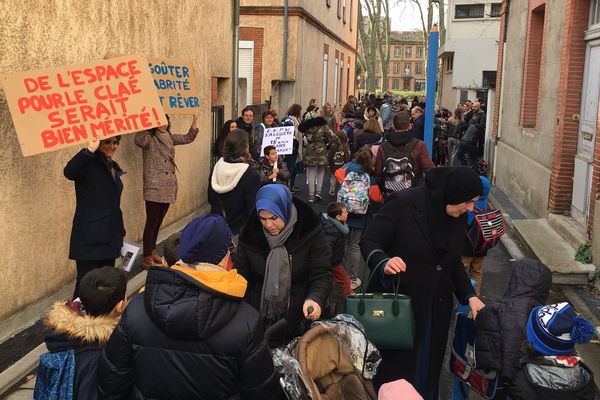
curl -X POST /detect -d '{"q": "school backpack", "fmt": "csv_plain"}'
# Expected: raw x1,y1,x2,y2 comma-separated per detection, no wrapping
467,206,505,254
337,171,370,214
34,349,76,400
381,140,418,194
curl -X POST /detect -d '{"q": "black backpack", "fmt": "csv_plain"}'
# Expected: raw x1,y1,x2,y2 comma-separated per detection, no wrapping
381,139,418,194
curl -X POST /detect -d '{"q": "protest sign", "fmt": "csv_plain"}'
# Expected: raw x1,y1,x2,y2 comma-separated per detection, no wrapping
1,55,166,156
147,57,200,115
260,126,295,156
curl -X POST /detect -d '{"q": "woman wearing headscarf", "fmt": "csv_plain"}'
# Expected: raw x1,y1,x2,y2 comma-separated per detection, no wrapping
359,167,486,399
234,185,331,344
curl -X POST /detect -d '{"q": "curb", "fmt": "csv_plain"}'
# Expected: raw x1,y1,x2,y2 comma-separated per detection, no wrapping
0,205,208,397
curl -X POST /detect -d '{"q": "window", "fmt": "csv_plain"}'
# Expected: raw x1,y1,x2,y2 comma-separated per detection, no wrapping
490,3,502,18
393,63,400,74
350,0,354,30
482,71,497,88
416,47,423,58
446,54,454,72
333,58,339,106
322,53,329,104
415,63,422,75
343,0,347,23
590,0,600,27
405,46,412,58
520,4,546,127
392,79,400,90
455,4,485,19
415,80,426,92
394,47,401,57
404,63,411,75
326,0,331,7
337,0,341,18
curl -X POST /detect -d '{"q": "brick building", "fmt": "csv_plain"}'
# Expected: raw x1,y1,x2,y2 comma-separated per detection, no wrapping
373,31,426,92
491,1,600,259
239,0,359,113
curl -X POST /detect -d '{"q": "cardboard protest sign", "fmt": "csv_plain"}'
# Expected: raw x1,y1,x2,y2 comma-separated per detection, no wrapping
1,55,166,156
260,126,295,156
147,57,200,115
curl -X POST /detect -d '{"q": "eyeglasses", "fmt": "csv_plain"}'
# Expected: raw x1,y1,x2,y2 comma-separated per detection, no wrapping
101,140,120,145
228,241,237,254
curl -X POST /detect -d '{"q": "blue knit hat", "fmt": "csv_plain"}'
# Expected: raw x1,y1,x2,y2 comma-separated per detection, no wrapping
255,184,293,223
526,302,595,356
179,214,232,265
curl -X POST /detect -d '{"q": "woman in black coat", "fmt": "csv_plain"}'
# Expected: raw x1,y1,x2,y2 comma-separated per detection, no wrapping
234,184,331,344
359,167,486,399
208,129,261,237
64,136,125,298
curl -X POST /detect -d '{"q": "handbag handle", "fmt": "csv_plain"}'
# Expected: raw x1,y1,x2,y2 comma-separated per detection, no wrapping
359,250,402,316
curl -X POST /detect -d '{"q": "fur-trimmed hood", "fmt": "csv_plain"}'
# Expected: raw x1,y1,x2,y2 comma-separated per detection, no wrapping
298,116,328,133
45,302,117,347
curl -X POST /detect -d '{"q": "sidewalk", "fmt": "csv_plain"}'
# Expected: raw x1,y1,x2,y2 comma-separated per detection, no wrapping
489,185,600,397
0,205,209,398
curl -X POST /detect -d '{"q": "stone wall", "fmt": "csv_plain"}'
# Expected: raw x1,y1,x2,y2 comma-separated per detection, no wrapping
0,0,233,320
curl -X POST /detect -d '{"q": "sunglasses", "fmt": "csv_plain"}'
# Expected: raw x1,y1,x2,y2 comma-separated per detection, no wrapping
101,140,120,145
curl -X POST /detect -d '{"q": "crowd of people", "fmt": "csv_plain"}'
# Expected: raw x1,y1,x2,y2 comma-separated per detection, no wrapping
34,92,596,400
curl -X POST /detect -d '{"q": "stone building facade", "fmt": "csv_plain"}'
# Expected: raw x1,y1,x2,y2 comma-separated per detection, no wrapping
0,1,234,322
239,0,358,112
491,0,600,259
374,31,426,92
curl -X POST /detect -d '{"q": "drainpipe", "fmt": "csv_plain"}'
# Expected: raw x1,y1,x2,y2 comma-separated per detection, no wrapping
232,0,240,117
282,0,288,80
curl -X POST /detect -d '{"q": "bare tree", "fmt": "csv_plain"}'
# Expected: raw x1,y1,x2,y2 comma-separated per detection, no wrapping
358,0,392,91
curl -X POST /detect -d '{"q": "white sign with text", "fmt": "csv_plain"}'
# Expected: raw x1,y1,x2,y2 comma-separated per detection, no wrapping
260,125,294,156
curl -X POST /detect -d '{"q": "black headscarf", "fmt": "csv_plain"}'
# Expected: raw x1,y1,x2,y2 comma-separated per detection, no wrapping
425,167,483,253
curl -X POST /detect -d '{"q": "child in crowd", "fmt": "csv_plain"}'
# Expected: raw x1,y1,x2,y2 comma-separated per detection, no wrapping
259,145,290,186
327,131,351,197
335,148,383,289
461,175,491,296
320,202,352,298
475,259,552,394
34,267,127,400
508,302,595,399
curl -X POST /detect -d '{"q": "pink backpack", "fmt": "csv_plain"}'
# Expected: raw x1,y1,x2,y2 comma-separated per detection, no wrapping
378,379,423,400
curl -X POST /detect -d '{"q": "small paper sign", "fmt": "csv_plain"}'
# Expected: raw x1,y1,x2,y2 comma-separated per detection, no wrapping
260,125,295,156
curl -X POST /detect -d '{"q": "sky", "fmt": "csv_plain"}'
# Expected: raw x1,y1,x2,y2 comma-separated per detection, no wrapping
390,0,445,32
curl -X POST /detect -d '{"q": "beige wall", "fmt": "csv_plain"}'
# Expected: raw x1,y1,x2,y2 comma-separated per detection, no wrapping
240,1,357,112
0,0,233,320
495,1,564,217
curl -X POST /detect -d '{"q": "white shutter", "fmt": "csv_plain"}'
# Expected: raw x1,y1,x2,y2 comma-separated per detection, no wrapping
239,41,254,106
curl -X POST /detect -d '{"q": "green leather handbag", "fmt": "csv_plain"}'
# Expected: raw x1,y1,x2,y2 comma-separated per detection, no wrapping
345,250,415,350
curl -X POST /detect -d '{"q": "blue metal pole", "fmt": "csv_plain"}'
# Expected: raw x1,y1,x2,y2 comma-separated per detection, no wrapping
424,24,439,157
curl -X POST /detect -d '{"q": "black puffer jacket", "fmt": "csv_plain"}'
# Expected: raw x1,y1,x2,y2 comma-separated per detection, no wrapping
320,213,345,266
475,259,552,380
508,358,595,400
97,266,281,400
234,198,332,342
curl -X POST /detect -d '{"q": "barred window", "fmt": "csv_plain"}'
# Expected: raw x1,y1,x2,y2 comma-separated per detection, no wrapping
455,4,484,19
490,3,502,18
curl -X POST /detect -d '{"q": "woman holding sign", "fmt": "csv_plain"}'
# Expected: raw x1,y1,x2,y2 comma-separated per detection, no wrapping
135,114,198,269
64,136,125,298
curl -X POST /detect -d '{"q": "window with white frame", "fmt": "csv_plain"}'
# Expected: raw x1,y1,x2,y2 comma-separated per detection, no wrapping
590,0,600,27
322,53,329,104
394,47,401,57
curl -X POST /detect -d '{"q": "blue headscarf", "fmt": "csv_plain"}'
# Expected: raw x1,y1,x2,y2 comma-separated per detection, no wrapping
255,184,293,222
467,176,491,225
